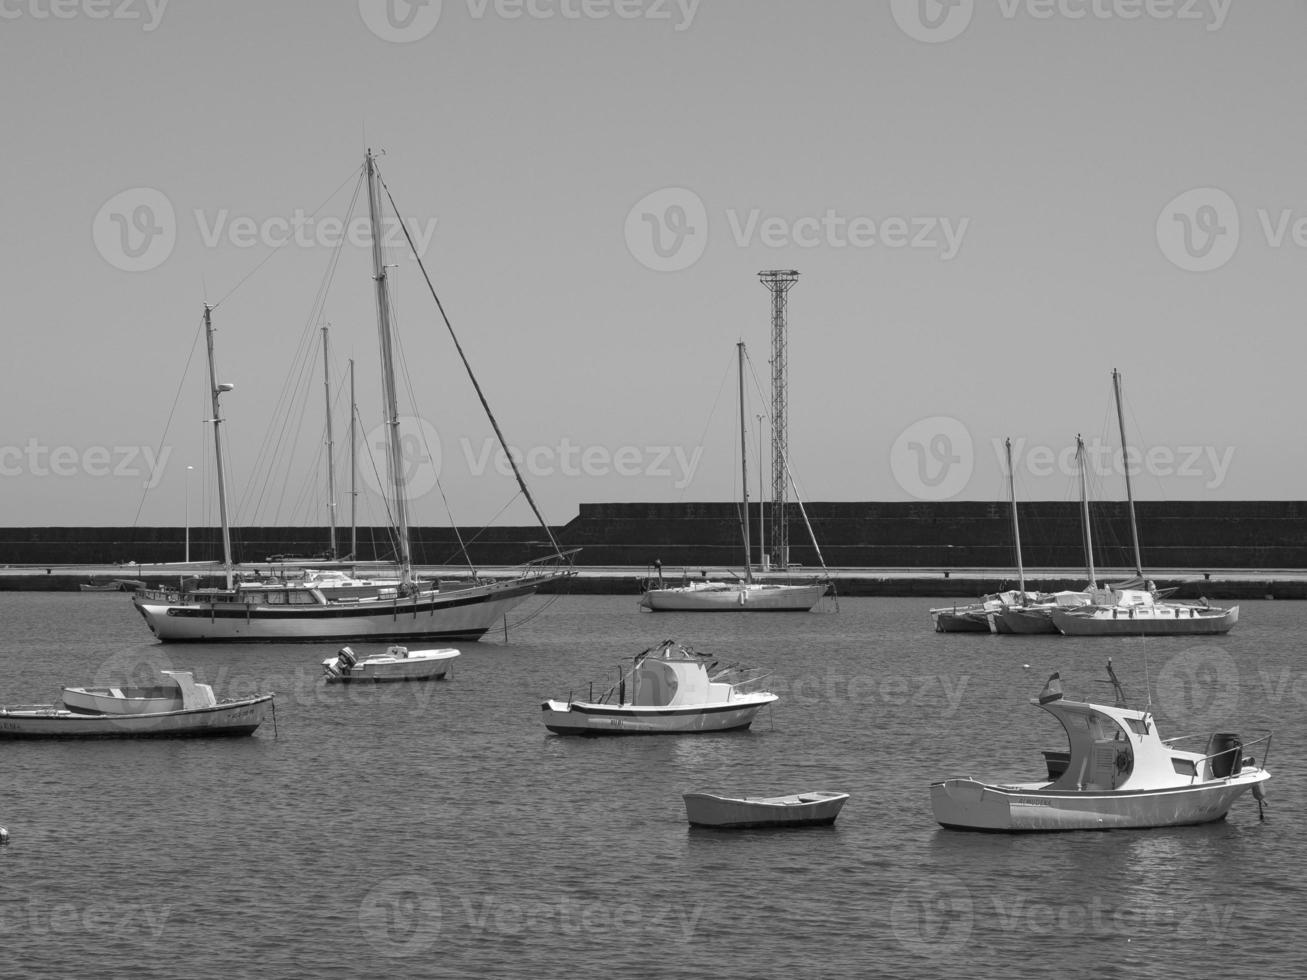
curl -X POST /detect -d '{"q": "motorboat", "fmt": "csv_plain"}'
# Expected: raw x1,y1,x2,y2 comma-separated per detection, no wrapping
541,640,777,736
322,645,459,683
930,663,1270,832
0,670,274,739
683,790,849,829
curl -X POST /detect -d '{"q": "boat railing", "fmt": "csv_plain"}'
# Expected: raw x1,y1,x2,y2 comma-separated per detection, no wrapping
1163,731,1273,776
712,665,774,694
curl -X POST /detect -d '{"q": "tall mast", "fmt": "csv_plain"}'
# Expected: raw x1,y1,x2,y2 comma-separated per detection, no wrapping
1112,368,1143,577
365,149,412,586
1005,437,1025,594
202,304,234,590
322,324,337,559
737,342,752,583
1077,434,1097,589
348,357,357,561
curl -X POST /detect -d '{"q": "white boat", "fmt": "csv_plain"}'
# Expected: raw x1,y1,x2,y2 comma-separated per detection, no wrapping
1051,370,1238,636
322,645,459,683
930,663,1271,832
62,671,194,715
0,671,274,739
541,640,778,736
640,342,831,613
641,577,828,612
133,151,573,642
683,790,849,829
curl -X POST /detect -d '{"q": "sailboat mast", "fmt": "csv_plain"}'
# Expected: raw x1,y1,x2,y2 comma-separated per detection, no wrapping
202,304,234,590
365,149,412,585
322,324,337,559
1077,434,1097,589
1112,368,1143,577
349,357,357,561
738,342,753,583
1005,437,1025,594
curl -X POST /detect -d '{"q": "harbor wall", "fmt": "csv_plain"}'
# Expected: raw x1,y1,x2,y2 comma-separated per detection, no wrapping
0,500,1303,569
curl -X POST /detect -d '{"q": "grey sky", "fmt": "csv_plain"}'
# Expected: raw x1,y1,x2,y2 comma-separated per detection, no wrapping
0,0,1300,528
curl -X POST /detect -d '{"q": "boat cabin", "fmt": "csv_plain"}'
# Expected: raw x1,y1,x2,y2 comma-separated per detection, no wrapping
1034,681,1246,792
630,646,736,708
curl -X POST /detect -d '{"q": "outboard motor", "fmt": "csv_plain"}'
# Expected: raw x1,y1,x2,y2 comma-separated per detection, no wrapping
324,646,358,679
1208,733,1243,778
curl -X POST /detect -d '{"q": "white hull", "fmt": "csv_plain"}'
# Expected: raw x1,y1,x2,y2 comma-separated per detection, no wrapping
0,695,274,739
640,582,825,612
1051,604,1238,636
541,694,776,736
134,578,549,642
323,648,459,683
683,791,849,828
931,771,1268,832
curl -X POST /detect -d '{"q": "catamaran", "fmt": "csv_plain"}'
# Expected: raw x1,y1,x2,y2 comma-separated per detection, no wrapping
134,151,573,642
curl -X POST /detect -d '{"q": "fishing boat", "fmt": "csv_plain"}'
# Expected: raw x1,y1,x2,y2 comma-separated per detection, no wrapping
322,645,459,683
0,670,274,739
541,639,777,736
683,790,849,829
930,663,1271,832
133,151,573,642
640,342,831,612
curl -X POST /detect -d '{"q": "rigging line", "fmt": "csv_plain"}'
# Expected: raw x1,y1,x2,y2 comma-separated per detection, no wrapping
132,313,205,530
389,308,478,574
211,166,363,311
376,168,566,561
679,351,736,503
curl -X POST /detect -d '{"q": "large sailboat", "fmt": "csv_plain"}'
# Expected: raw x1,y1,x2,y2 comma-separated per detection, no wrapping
134,151,573,642
639,342,830,612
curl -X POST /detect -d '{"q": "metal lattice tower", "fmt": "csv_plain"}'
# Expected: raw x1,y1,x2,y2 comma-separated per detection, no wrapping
759,270,798,568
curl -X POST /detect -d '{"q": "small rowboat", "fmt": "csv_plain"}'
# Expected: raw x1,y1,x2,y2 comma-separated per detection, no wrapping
682,790,850,829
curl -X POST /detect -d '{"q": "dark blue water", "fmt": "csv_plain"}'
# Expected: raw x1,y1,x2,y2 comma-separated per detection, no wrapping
1,593,1302,979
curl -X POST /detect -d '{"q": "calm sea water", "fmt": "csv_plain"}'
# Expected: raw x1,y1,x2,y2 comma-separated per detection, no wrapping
1,593,1303,979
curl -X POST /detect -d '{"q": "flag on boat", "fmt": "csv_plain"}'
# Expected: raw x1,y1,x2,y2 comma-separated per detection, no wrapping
1039,672,1063,704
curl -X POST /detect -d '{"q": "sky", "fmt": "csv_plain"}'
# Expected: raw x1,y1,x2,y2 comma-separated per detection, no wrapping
0,0,1303,530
